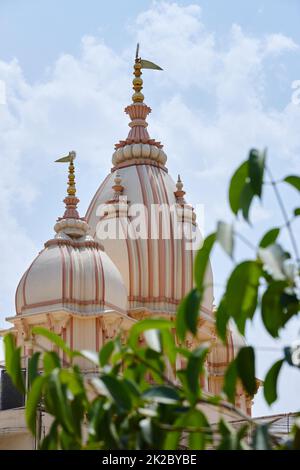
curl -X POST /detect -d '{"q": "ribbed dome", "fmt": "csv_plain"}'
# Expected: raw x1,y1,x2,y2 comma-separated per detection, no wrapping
15,234,127,316
86,155,214,315
16,154,127,317
86,63,214,315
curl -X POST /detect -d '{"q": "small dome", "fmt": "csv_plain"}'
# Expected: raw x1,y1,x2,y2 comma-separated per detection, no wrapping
86,163,214,315
15,153,127,317
16,233,127,316
229,321,247,355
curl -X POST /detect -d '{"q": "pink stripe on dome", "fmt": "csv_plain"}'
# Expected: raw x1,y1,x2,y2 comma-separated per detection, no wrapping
98,250,105,303
92,249,99,302
147,165,165,300
66,245,74,301
22,250,46,309
59,246,67,301
136,166,153,298
157,168,175,300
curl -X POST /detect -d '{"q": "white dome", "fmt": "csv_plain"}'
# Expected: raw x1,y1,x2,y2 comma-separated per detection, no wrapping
86,153,214,315
15,233,127,316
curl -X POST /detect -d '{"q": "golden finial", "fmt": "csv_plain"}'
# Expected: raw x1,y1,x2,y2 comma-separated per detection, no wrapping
176,174,183,191
112,170,124,196
132,43,163,104
55,151,77,197
175,174,186,201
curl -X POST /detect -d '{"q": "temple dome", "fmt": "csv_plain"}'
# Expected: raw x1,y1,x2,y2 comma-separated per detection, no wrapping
86,154,214,316
15,234,127,316
15,153,127,317
86,58,214,315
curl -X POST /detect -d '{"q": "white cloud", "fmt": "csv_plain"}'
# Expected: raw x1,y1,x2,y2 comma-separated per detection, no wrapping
264,33,299,55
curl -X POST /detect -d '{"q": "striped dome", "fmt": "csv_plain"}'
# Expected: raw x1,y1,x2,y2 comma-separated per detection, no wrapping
15,235,127,316
86,153,214,315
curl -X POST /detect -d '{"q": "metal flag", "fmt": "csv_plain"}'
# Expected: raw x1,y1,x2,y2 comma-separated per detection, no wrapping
135,42,163,71
55,151,76,163
140,59,163,71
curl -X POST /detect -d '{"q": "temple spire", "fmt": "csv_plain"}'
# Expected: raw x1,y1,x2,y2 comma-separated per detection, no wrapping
132,43,144,103
114,45,164,152
55,151,80,220
131,43,162,104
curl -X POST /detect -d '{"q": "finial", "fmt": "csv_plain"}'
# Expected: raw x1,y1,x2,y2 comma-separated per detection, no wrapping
176,174,183,191
54,151,89,238
112,170,124,197
55,151,80,219
55,150,77,197
175,174,186,202
131,43,163,104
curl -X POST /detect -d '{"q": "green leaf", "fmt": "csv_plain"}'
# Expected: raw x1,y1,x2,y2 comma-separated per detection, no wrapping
143,386,180,404
186,346,209,401
100,375,132,412
225,261,261,335
129,318,173,348
216,297,230,342
45,369,75,434
258,244,287,280
176,296,188,342
294,208,300,217
26,375,46,434
194,233,216,291
77,350,99,366
176,288,201,341
261,281,298,338
144,329,162,353
43,351,61,374
253,424,271,450
218,419,246,450
32,327,73,358
40,420,59,450
161,329,177,366
139,418,153,446
236,346,256,397
4,334,25,393
261,281,287,337
284,342,300,368
240,182,255,222
163,413,186,450
263,359,284,405
229,161,248,214
28,352,41,387
217,221,234,259
248,148,266,198
223,360,238,403
259,227,280,248
60,369,85,396
187,410,211,450
99,340,114,367
284,175,300,192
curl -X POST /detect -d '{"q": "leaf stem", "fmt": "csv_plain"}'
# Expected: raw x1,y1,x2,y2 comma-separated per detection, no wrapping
197,397,254,424
266,166,300,268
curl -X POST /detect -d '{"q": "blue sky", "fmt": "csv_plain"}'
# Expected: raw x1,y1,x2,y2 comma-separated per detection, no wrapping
0,0,299,417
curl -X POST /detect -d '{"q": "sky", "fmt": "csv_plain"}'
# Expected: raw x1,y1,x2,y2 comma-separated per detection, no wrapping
0,0,300,417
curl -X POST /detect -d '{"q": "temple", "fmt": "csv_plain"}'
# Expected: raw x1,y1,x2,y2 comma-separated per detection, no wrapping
0,49,254,449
